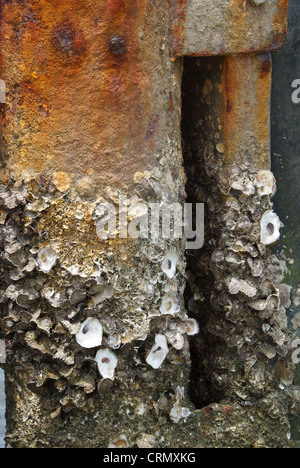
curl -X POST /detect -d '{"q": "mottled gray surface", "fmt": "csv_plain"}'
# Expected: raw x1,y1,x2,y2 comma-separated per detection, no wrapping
0,370,5,448
176,0,286,55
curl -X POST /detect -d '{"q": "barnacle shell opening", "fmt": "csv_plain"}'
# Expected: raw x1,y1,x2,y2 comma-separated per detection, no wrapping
184,318,200,336
160,292,180,315
255,170,276,197
161,253,178,279
146,334,169,369
260,211,281,245
108,435,129,448
76,317,103,349
95,349,118,379
36,247,57,273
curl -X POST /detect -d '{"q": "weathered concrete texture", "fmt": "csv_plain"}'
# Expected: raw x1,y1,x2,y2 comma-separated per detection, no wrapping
170,0,289,56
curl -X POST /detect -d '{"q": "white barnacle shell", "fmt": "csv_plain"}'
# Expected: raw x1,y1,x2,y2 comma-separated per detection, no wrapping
108,435,129,449
255,171,276,197
161,253,178,279
146,334,169,369
95,349,118,379
36,247,57,273
76,317,103,348
107,332,122,350
260,211,281,245
170,387,191,424
165,331,185,350
251,0,267,6
160,292,180,316
228,278,257,297
184,318,200,336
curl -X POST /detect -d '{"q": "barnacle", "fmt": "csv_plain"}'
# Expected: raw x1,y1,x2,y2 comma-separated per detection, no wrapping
255,170,276,197
146,334,169,369
77,375,96,394
107,333,122,350
160,292,180,316
260,211,281,245
90,284,114,305
25,330,52,354
170,387,191,424
184,318,200,336
136,434,156,448
165,331,185,350
229,175,255,196
42,287,65,308
76,317,103,349
95,349,118,379
108,435,129,448
161,253,178,279
228,277,257,297
36,247,57,273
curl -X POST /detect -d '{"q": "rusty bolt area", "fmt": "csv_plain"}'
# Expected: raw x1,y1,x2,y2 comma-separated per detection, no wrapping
110,35,127,56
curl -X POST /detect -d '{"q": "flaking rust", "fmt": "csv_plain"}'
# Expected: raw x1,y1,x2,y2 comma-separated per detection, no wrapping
0,0,297,449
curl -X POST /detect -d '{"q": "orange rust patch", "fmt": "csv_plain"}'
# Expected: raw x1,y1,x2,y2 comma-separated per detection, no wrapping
259,54,272,79
169,0,187,56
51,19,87,67
220,54,271,171
0,0,162,192
226,0,248,53
274,0,289,35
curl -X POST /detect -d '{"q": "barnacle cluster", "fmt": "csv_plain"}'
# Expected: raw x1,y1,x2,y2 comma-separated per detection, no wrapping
181,58,299,438
0,173,197,445
185,163,293,407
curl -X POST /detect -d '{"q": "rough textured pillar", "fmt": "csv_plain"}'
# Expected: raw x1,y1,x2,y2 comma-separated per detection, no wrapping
0,0,297,448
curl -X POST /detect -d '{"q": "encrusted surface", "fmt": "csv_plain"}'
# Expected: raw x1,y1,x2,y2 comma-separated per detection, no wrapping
170,0,289,56
182,56,299,446
0,0,296,449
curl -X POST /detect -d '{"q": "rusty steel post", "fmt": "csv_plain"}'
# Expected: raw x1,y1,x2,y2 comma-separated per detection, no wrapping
0,0,295,448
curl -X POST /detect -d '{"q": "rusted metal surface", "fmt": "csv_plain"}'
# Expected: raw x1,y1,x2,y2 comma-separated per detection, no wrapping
170,0,289,56
0,0,288,192
219,53,272,172
0,0,180,194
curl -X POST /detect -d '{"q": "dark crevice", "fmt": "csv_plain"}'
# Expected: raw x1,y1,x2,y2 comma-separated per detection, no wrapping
181,57,225,409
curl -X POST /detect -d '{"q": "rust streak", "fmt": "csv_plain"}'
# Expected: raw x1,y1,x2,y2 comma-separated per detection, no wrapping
169,0,187,57
274,0,289,35
220,54,271,172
